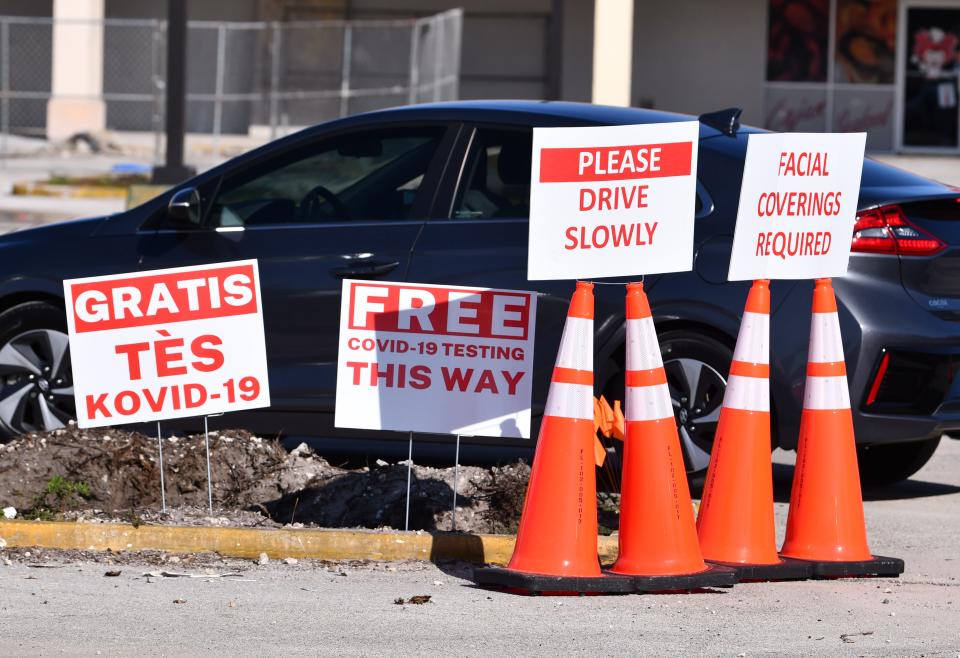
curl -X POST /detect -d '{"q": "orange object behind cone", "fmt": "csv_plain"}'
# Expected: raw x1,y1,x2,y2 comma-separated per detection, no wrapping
610,283,708,577
780,278,873,562
697,280,780,565
507,281,601,578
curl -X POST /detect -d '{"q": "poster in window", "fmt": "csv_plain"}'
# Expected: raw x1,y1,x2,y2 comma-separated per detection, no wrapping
834,0,897,84
902,8,960,147
766,0,829,82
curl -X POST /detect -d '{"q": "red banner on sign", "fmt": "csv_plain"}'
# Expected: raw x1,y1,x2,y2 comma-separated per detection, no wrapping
70,263,259,333
539,141,693,183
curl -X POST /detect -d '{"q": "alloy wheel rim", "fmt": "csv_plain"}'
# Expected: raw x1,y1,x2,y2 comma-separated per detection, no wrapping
0,328,74,434
663,356,726,472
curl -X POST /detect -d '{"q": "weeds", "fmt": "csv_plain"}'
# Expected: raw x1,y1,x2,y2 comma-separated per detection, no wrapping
24,475,93,520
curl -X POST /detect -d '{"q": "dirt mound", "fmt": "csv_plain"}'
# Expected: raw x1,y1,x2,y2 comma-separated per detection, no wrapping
0,426,556,534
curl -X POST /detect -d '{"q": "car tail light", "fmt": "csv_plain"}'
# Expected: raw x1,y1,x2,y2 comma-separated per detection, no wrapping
851,205,946,256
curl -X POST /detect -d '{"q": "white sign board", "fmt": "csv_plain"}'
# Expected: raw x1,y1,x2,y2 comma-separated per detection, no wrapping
528,121,700,280
728,132,866,280
335,280,537,438
64,260,270,428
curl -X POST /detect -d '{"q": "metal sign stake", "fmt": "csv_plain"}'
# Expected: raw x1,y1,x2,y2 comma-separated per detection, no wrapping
405,431,413,531
203,416,214,513
452,434,461,532
156,421,167,513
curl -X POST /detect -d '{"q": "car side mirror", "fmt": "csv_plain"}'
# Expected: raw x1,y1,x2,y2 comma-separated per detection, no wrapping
167,187,203,228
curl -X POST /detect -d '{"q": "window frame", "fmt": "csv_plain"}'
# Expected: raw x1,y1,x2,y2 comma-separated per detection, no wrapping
142,120,462,233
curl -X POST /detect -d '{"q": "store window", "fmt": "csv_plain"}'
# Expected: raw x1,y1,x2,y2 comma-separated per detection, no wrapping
764,0,897,151
902,8,960,148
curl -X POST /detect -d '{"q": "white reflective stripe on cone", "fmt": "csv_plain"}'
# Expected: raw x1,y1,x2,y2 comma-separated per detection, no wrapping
544,382,594,420
554,317,594,371
803,375,851,410
722,374,770,412
731,312,770,365
626,383,674,421
626,317,663,371
808,312,845,363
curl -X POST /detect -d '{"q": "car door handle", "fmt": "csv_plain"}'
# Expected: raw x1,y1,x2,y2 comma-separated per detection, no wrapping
330,260,400,279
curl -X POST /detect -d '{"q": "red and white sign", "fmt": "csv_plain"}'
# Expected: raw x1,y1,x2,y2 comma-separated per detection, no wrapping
335,280,537,438
64,260,270,428
728,132,866,281
528,121,700,280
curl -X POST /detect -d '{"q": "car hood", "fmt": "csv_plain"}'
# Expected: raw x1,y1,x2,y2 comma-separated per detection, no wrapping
0,214,109,247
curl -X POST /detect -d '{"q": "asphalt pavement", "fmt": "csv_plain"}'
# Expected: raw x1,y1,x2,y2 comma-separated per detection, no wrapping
1,440,958,657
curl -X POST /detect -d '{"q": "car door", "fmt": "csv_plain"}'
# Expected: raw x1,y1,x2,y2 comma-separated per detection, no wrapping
135,123,457,414
405,124,571,448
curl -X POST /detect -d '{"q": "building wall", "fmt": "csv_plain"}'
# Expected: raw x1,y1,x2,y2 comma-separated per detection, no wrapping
631,0,767,124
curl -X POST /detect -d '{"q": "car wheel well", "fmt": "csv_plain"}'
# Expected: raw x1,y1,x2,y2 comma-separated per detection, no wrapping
0,293,65,316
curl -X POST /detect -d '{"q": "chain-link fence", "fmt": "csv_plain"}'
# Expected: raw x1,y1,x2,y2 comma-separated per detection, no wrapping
0,9,462,165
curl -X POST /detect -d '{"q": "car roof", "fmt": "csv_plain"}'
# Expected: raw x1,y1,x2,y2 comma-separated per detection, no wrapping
355,100,693,126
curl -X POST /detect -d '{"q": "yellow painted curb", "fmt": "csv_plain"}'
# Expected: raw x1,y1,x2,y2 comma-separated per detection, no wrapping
0,520,619,565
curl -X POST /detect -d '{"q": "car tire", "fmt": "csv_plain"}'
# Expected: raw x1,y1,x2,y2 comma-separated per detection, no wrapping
0,301,75,438
856,437,941,486
599,328,734,488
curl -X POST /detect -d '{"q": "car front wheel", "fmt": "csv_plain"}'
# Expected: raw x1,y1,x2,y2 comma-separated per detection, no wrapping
0,301,75,438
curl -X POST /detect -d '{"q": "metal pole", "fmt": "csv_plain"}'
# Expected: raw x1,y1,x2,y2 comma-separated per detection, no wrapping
404,431,413,531
0,20,10,168
211,23,226,162
452,434,460,532
152,0,194,183
339,24,352,118
156,421,167,512
407,18,421,104
269,22,281,140
203,415,214,512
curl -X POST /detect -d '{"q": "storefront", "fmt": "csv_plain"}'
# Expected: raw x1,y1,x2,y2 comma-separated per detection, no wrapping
765,0,960,152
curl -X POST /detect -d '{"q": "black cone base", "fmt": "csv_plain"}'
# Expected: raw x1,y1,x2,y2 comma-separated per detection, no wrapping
472,566,634,595
706,557,813,582
604,564,738,592
793,554,905,579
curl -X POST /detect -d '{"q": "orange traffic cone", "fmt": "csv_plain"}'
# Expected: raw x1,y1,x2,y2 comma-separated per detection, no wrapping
608,283,736,591
780,278,903,578
696,281,811,580
473,282,631,594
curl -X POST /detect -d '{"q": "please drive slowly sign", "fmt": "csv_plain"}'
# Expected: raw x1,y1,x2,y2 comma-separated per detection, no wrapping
527,121,700,280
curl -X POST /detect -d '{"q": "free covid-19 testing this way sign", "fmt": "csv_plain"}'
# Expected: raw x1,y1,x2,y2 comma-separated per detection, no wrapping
527,121,700,280
335,280,537,438
64,260,270,428
728,132,866,280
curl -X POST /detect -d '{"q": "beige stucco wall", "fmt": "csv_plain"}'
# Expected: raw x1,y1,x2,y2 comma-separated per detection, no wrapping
631,0,767,124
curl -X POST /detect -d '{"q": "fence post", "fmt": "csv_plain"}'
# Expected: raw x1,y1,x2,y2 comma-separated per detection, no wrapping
0,19,9,166
407,19,420,104
434,14,444,102
269,21,281,140
339,23,352,118
151,19,164,166
212,23,226,162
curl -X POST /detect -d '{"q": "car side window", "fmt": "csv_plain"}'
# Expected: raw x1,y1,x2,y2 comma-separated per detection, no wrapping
209,127,445,227
453,128,532,219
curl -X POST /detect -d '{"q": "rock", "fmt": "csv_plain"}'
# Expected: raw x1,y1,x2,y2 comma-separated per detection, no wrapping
167,556,180,564
283,557,298,565
290,443,313,458
2,507,15,519
258,552,269,565
0,537,6,549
